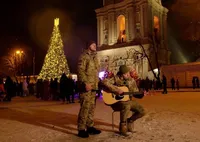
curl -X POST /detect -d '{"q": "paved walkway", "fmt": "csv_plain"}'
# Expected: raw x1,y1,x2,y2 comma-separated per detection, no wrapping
0,92,200,142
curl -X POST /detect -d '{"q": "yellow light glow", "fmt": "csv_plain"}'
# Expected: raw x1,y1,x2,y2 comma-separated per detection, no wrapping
117,15,126,42
154,16,159,30
16,50,24,54
54,18,59,26
38,18,70,81
118,16,125,31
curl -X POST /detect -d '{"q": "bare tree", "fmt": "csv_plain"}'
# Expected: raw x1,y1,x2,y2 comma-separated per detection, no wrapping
101,29,164,82
110,48,145,65
134,30,162,81
1,53,22,80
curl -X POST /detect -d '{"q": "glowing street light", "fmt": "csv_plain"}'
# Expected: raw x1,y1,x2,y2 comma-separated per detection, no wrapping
16,50,23,54
16,50,20,54
15,50,25,76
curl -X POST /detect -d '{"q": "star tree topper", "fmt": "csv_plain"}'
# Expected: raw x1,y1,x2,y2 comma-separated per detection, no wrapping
54,18,59,26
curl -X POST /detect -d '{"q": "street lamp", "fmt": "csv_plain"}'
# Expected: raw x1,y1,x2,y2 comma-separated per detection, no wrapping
16,50,23,54
15,50,24,76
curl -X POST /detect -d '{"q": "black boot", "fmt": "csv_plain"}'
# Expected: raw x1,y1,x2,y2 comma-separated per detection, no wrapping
78,130,89,138
127,118,134,133
87,127,101,135
119,122,129,136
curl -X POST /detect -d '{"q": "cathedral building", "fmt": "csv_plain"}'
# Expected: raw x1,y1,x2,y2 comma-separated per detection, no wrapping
95,0,170,79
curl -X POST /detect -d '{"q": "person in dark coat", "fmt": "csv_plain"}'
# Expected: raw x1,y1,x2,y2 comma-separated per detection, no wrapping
66,75,75,103
162,75,167,94
42,80,49,100
145,77,150,93
60,73,68,103
52,78,58,100
4,76,14,101
36,79,43,98
171,77,175,90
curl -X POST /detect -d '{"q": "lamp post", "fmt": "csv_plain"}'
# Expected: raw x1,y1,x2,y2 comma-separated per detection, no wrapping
15,50,24,76
33,52,35,76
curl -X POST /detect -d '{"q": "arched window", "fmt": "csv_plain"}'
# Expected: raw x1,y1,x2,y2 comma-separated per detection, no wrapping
154,16,160,37
117,15,126,43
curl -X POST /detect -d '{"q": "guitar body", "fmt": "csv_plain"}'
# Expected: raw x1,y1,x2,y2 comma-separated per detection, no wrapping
102,86,130,105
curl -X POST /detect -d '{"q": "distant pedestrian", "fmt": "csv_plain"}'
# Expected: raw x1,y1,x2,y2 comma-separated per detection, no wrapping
162,75,167,94
171,77,175,90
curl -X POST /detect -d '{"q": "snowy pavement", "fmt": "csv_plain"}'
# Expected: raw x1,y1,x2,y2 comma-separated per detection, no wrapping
0,92,200,142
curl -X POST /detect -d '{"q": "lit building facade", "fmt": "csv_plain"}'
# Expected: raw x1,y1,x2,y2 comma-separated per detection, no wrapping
95,0,170,79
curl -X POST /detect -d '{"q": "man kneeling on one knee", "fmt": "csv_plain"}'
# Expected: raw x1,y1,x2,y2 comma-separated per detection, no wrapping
102,65,145,136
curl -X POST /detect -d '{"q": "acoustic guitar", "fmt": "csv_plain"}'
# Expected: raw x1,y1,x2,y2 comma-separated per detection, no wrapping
102,86,144,105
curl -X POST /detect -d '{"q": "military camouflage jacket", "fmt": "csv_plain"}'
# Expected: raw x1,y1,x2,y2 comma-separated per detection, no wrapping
102,74,139,94
77,50,99,90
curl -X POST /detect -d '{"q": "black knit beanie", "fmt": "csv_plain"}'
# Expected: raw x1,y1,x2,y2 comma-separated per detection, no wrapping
86,40,96,49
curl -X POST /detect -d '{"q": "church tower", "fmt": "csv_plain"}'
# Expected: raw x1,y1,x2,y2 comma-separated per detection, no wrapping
95,0,170,79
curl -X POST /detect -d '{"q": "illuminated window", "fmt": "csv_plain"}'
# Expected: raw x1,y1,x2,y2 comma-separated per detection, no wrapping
117,15,126,43
154,16,160,36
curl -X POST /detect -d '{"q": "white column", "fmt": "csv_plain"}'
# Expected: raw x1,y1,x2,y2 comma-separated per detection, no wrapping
97,16,100,46
159,11,163,41
128,7,134,41
107,12,115,45
125,11,129,42
143,4,148,37
132,6,136,39
114,18,117,43
140,5,144,37
99,16,104,46
163,12,167,47
110,12,115,44
148,4,153,34
108,14,112,45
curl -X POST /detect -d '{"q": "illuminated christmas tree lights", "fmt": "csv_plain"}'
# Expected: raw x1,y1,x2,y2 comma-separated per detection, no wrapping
38,18,70,81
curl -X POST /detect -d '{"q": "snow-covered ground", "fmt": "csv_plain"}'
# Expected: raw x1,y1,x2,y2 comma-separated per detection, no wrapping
0,91,200,142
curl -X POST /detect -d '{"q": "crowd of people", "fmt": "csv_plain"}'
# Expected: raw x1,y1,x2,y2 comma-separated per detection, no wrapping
0,76,33,102
0,74,77,103
36,74,76,103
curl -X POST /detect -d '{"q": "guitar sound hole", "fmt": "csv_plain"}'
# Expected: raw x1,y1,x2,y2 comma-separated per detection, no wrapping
115,95,124,100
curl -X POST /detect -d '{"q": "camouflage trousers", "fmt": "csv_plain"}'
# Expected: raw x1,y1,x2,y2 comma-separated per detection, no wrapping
111,100,145,122
77,91,96,130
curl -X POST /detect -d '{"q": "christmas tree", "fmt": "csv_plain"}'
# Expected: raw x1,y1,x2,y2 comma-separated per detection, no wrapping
38,18,70,81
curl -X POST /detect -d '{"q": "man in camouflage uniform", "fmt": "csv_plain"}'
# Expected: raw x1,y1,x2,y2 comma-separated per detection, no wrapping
102,65,145,136
77,40,101,138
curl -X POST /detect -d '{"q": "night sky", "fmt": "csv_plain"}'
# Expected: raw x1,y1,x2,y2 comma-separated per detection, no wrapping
0,0,197,75
0,0,103,74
